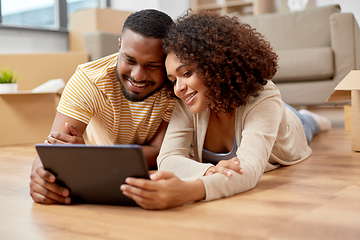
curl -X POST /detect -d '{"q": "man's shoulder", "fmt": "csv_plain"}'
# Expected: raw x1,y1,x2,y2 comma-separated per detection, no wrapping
77,53,118,80
79,53,118,68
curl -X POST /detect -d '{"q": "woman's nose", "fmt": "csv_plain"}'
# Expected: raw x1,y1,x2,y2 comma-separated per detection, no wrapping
174,78,186,95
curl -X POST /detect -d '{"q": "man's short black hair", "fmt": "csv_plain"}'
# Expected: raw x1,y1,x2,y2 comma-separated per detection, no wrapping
122,9,173,39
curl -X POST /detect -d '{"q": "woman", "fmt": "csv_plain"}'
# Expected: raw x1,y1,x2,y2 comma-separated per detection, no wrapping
120,10,331,209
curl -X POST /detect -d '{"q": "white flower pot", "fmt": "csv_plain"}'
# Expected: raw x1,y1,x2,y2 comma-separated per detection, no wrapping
0,83,18,94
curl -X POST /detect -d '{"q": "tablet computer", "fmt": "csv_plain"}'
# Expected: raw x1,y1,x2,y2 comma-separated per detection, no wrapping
35,144,149,206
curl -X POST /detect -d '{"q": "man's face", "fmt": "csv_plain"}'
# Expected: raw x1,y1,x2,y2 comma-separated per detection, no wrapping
116,28,166,102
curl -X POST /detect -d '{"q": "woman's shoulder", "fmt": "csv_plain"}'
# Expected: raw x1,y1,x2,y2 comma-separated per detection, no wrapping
261,80,280,95
245,80,282,106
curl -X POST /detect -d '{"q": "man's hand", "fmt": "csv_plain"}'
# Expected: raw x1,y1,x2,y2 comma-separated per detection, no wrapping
120,171,205,209
30,112,86,204
47,123,85,144
205,157,244,177
29,157,71,204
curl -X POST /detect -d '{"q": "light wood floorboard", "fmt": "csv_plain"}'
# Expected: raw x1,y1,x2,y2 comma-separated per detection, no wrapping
0,128,359,239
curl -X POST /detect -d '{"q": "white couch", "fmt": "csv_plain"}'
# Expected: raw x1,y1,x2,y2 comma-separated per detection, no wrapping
241,4,360,106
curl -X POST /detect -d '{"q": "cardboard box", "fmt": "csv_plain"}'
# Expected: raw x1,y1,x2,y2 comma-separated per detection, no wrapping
0,92,59,146
344,104,352,131
327,70,360,151
0,52,88,146
0,52,88,91
69,8,132,52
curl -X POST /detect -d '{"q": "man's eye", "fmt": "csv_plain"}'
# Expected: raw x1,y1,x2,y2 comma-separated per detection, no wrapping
125,58,136,64
149,65,161,69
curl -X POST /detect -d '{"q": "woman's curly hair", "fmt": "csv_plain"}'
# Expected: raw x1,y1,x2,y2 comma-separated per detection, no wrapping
163,10,278,114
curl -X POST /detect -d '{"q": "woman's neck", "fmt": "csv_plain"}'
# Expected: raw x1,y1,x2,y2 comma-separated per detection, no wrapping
204,110,236,153
210,109,234,123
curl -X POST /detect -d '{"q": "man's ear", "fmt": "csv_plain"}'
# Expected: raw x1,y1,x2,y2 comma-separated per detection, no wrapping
118,38,121,51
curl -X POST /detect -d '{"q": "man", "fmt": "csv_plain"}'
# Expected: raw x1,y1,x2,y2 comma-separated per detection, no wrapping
29,9,176,204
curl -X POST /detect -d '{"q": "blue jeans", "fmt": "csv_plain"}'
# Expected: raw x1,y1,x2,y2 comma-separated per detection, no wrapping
286,104,320,143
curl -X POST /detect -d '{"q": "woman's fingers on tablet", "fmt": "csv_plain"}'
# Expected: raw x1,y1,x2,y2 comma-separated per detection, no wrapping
120,182,154,209
121,189,156,209
122,177,157,192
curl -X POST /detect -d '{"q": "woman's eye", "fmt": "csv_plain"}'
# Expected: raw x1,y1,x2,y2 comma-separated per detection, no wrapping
183,71,192,77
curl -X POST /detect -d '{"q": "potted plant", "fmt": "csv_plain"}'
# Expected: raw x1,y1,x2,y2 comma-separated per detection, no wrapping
0,68,19,94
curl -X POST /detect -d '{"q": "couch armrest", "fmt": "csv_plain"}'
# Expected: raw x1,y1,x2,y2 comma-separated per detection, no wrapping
84,31,120,61
330,12,360,88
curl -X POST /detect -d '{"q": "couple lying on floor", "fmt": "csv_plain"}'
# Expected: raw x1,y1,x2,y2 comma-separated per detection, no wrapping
30,10,331,209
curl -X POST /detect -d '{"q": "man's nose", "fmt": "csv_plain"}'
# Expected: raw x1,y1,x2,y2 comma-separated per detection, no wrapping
131,65,147,81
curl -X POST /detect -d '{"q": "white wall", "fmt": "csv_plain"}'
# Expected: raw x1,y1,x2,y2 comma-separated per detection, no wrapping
110,0,160,11
0,0,358,54
316,0,360,25
0,28,68,54
110,0,190,19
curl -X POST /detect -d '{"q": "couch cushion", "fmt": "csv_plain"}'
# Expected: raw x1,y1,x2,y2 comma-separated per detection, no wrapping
240,4,340,50
272,47,334,82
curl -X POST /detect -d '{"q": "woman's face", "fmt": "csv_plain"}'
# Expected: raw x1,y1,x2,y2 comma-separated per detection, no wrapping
165,52,208,114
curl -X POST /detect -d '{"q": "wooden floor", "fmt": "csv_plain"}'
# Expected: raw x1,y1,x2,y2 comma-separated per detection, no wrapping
1,128,359,240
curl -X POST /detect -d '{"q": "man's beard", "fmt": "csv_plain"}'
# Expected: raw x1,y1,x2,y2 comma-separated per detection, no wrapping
115,66,159,102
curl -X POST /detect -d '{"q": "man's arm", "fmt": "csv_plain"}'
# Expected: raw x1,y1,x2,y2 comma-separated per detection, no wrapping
46,112,87,144
47,116,169,169
29,111,87,204
141,120,169,169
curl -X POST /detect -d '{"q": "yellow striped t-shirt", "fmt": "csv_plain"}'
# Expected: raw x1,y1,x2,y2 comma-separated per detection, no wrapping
57,53,176,145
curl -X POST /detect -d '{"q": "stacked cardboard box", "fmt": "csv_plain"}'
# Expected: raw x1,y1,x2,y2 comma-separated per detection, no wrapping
0,52,88,146
328,70,360,151
69,8,132,52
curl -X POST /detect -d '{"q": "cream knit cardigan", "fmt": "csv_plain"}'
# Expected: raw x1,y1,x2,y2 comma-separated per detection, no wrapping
157,81,312,201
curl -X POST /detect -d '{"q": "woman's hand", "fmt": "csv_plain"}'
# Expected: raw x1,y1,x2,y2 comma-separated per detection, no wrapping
205,157,244,177
120,171,205,209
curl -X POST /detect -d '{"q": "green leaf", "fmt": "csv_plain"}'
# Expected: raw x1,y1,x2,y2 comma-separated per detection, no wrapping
0,68,19,84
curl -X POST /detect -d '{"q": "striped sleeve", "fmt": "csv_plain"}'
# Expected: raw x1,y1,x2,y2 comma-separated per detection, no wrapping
57,67,101,124
163,98,176,122
159,89,176,122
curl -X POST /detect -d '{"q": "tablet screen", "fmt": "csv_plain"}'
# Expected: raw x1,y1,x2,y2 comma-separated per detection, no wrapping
36,144,149,205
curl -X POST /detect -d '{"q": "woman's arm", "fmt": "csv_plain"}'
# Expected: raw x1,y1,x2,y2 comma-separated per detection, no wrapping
159,87,286,202
131,91,285,209
157,100,214,179
200,93,285,201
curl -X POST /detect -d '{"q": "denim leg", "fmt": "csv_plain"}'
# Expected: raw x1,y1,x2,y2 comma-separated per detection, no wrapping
285,104,320,143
